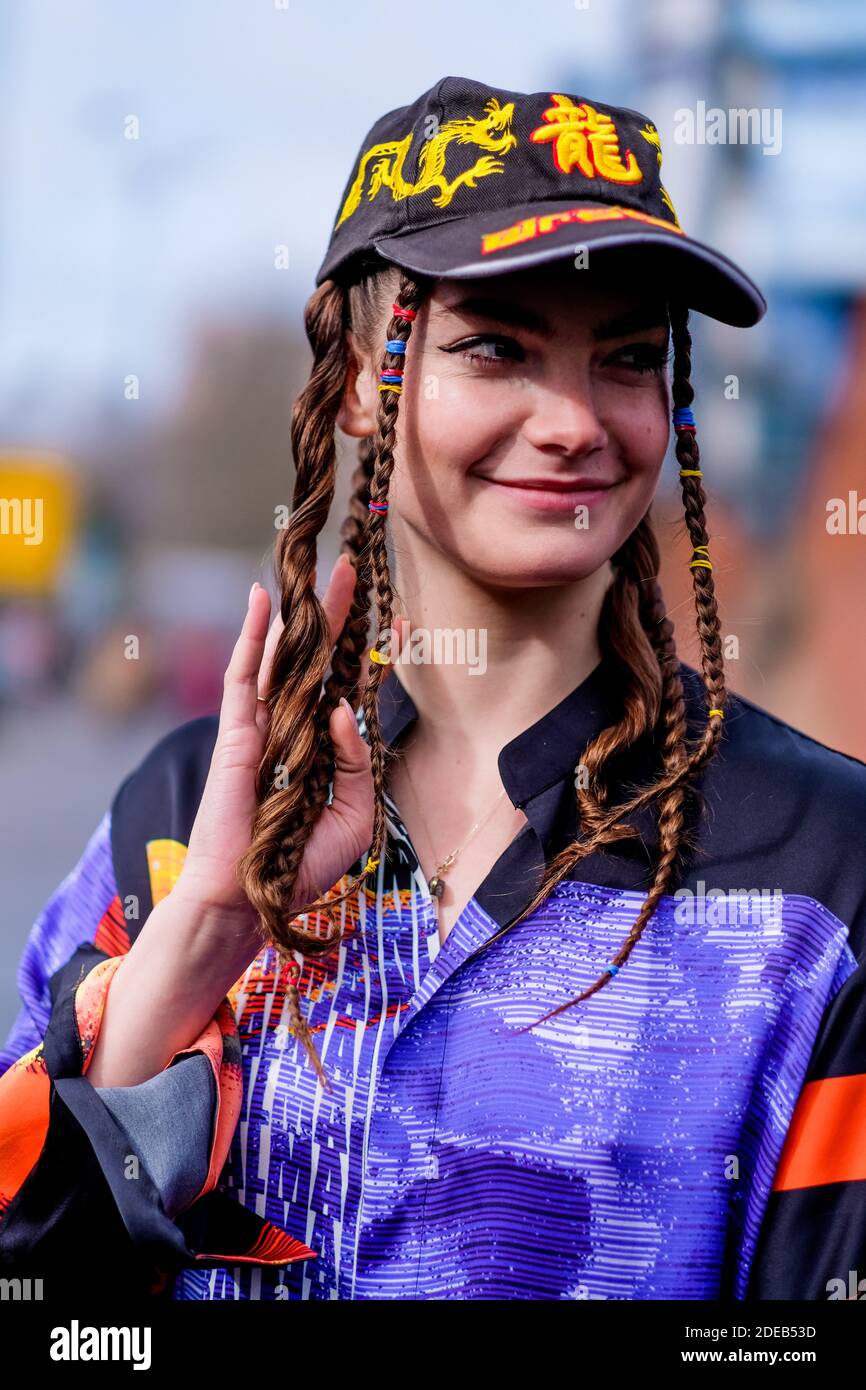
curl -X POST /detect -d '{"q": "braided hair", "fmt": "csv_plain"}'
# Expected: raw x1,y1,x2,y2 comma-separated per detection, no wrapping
236,265,727,1083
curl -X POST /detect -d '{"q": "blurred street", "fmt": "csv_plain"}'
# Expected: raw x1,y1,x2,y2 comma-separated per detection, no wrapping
0,695,169,1028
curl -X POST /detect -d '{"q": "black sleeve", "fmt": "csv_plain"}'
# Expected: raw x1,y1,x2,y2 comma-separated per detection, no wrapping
747,922,866,1300
0,943,230,1299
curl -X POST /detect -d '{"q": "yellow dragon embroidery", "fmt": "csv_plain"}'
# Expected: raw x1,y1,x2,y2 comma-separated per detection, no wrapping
639,123,681,229
336,98,517,228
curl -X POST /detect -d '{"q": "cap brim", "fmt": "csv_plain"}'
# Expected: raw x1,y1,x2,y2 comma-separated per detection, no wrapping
374,199,766,328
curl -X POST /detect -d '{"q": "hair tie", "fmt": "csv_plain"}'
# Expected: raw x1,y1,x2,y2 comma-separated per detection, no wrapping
604,964,620,977
379,370,404,384
385,339,406,354
378,383,402,394
679,469,702,478
708,708,725,719
673,406,696,430
363,856,380,874
689,544,712,571
369,648,389,665
392,304,416,321
368,499,388,514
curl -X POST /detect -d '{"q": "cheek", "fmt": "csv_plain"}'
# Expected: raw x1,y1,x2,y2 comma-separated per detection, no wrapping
606,383,670,478
391,377,516,502
592,387,670,547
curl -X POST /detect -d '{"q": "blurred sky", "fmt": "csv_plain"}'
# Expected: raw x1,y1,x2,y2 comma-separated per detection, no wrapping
0,0,693,443
6,0,866,444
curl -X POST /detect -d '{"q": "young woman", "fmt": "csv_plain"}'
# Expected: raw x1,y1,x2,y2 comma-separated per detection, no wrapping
2,77,865,1303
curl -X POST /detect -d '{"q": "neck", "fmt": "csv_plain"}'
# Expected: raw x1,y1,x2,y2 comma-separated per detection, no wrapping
387,543,613,756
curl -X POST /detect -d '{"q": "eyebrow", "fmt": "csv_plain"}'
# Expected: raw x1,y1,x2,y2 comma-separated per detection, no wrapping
439,295,669,340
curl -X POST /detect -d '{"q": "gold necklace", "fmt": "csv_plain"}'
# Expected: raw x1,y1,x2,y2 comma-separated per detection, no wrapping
401,757,510,905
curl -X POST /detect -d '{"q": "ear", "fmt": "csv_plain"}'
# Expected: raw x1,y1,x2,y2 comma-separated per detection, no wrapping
337,329,378,438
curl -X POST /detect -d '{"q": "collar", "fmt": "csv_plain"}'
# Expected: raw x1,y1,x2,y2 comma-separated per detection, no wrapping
377,655,623,812
374,656,707,923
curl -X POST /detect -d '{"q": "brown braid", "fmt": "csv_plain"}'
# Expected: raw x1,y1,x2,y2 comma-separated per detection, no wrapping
574,516,663,842
232,278,351,1085
331,437,376,711
235,268,428,1088
358,275,431,892
273,437,384,1087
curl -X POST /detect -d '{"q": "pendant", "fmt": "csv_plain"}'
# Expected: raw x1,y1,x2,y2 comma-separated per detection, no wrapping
428,875,445,899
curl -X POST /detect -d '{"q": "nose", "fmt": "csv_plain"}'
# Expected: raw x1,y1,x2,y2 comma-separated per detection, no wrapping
520,375,608,458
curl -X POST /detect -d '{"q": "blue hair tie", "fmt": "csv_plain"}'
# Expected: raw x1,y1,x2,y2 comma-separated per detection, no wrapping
672,406,696,429
385,339,406,354
604,963,620,977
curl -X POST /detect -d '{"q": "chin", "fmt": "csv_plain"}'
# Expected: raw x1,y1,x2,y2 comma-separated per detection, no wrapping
465,543,613,588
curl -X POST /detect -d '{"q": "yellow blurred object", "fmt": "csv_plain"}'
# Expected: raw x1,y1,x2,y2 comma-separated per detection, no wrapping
0,452,77,594
146,838,189,907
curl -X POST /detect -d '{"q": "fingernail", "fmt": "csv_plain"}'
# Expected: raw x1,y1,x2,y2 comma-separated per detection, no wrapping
248,581,259,609
339,696,354,731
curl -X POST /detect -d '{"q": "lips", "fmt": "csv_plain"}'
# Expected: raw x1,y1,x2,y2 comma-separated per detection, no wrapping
486,477,616,492
474,474,620,514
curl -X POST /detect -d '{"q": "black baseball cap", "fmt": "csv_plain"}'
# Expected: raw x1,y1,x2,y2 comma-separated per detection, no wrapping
315,75,766,328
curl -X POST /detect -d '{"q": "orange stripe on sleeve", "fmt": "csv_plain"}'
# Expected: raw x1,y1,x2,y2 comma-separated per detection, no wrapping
772,1072,866,1191
0,1046,51,1213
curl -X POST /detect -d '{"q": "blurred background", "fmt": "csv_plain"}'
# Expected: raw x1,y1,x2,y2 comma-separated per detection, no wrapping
2,0,866,1033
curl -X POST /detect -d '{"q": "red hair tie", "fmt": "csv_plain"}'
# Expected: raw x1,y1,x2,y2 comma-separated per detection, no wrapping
391,304,416,321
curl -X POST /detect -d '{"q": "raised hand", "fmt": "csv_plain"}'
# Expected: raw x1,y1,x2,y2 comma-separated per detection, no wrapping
174,555,375,930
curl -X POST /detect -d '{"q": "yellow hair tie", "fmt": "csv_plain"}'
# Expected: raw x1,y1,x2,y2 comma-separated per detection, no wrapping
679,469,703,477
378,383,402,394
689,544,712,571
708,708,725,719
363,856,380,874
369,648,389,665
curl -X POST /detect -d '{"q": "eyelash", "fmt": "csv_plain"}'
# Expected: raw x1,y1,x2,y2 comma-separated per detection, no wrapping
441,335,673,374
